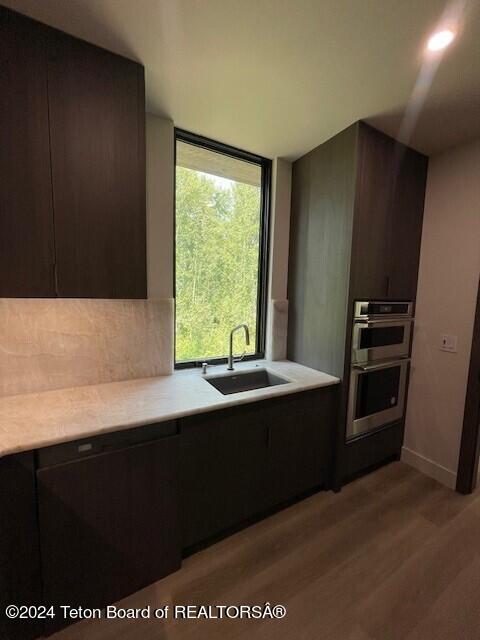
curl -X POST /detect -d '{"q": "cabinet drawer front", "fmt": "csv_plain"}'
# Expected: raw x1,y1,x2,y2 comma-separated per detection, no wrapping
37,436,180,634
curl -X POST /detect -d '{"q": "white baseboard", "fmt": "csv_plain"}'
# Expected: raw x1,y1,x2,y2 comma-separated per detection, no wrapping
401,446,457,490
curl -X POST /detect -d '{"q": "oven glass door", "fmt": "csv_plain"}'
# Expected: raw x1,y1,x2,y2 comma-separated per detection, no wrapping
347,359,409,441
352,319,412,364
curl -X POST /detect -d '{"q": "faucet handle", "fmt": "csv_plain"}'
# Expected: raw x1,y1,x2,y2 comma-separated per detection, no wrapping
201,362,209,374
234,350,247,364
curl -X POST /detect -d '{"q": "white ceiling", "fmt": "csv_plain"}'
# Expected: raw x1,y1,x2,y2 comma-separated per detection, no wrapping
4,0,480,159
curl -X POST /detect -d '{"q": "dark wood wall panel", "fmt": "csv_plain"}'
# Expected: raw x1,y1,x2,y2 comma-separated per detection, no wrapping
0,8,56,297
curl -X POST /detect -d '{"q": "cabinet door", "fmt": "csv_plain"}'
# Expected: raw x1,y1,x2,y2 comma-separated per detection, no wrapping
47,30,146,298
0,8,56,297
267,388,337,506
180,405,269,549
0,453,42,640
350,123,394,300
387,147,428,300
37,437,180,635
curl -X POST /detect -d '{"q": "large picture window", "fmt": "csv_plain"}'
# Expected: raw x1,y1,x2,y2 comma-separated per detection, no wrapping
175,130,270,366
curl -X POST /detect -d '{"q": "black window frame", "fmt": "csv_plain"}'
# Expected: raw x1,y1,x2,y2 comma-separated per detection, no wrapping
174,128,271,369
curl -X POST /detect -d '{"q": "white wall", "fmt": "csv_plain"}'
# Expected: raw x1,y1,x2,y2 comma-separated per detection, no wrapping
403,138,480,488
146,114,174,299
266,158,292,360
269,158,292,301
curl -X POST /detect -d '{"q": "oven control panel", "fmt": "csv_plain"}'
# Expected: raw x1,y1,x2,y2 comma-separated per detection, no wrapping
354,300,413,319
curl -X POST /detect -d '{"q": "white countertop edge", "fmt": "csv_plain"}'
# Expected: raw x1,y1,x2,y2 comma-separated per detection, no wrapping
0,360,340,458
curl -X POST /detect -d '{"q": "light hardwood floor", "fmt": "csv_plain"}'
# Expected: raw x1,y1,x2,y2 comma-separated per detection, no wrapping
50,463,480,640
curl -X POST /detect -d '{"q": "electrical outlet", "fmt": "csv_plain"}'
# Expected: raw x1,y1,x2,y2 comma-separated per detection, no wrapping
440,334,458,353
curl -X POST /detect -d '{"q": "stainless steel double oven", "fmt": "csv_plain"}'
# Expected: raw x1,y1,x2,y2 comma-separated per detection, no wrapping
346,301,413,441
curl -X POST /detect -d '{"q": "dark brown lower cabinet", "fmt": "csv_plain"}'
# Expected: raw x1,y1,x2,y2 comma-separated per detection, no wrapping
181,387,337,549
0,453,42,640
334,421,404,489
37,434,181,635
266,388,337,506
180,402,269,549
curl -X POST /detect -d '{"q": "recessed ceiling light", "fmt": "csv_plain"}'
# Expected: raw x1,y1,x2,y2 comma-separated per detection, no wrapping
427,29,456,51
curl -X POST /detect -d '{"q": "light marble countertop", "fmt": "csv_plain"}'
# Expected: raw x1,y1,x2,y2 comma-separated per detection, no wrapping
0,360,339,458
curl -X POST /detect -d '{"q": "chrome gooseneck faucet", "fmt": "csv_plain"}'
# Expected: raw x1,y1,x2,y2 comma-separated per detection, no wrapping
227,324,250,371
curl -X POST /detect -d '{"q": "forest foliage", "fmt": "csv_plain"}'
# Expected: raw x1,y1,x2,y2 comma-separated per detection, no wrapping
175,167,261,362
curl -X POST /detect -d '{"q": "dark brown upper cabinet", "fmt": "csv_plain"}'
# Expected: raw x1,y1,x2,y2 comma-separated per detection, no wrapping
0,6,146,298
349,123,395,300
0,9,56,297
350,123,428,302
48,31,146,298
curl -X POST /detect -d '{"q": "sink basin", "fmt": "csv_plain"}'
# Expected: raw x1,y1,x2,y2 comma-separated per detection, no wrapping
205,368,290,395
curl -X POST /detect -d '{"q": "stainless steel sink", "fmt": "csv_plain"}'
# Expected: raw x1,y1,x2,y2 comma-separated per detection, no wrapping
205,368,290,395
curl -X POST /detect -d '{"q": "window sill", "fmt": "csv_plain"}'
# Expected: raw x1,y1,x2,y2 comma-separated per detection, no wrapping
175,353,265,370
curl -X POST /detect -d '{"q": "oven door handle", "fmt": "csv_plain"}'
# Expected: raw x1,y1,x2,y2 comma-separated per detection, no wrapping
352,358,410,372
354,318,413,326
